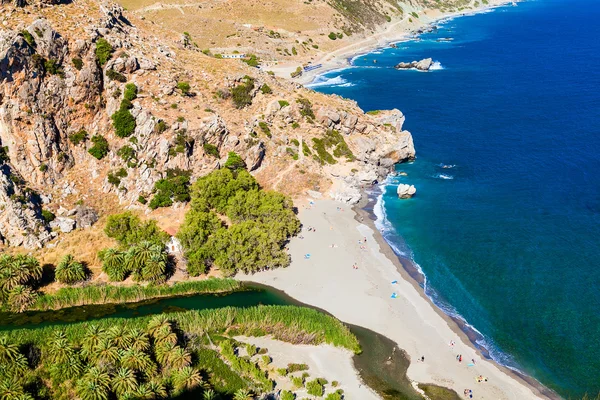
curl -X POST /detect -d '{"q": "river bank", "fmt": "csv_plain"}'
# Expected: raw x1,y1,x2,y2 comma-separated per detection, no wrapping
294,0,519,86
243,197,548,399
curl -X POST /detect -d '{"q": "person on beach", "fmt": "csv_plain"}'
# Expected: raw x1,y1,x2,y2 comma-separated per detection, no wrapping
459,355,462,362
421,356,425,362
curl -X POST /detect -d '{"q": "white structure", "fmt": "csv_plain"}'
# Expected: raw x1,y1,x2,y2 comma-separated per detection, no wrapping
166,236,183,255
221,53,247,59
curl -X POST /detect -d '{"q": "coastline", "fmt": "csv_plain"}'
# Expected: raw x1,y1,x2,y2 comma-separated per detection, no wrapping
296,0,520,86
356,187,560,400
242,197,549,399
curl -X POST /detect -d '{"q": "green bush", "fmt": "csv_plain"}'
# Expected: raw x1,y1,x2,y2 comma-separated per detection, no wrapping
138,195,147,205
223,152,246,170
104,211,169,247
0,146,8,164
41,209,56,223
328,32,337,40
260,84,272,94
111,107,136,138
243,54,260,67
44,59,64,76
149,169,191,209
278,100,289,108
69,129,88,145
117,145,136,163
123,83,138,101
21,30,35,47
281,390,295,400
203,143,220,158
95,38,113,66
312,129,354,165
306,379,324,397
39,163,48,172
287,363,309,372
177,81,191,95
106,69,126,82
296,98,315,119
258,121,271,137
231,77,255,109
88,135,109,160
155,120,168,134
72,57,83,70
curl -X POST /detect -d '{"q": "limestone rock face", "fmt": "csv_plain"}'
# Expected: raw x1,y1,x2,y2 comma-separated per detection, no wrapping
50,216,76,233
397,184,416,199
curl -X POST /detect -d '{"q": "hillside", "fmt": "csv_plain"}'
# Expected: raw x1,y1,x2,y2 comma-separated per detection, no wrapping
0,0,418,255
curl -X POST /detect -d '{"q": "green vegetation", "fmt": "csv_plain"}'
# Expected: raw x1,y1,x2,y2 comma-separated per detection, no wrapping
149,168,191,209
111,97,136,138
296,98,315,119
123,83,138,101
55,254,88,284
0,254,42,312
107,167,127,186
258,121,271,137
203,143,220,158
223,151,246,170
21,30,35,47
44,59,64,76
177,164,300,277
306,378,327,396
260,84,272,95
231,76,255,109
88,135,109,160
117,145,136,166
278,100,290,108
0,146,8,164
312,129,354,165
287,363,309,373
41,209,56,223
328,32,338,40
72,57,83,70
242,54,260,67
106,68,126,82
104,212,169,247
32,279,241,311
418,384,462,400
69,129,88,145
411,11,419,18
366,109,381,115
39,163,48,172
99,240,168,283
95,38,114,66
177,81,191,95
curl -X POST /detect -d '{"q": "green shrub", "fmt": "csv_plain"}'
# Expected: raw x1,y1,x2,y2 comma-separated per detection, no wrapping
72,57,83,70
149,169,191,209
223,152,246,170
328,32,337,40
312,129,354,164
277,368,288,376
306,379,324,397
177,81,191,95
106,69,126,82
95,38,113,66
41,209,55,223
246,343,257,356
111,107,136,138
296,98,315,119
0,146,8,164
291,376,304,388
280,390,295,400
21,30,35,47
325,392,343,400
123,83,138,101
155,120,168,134
287,363,309,373
278,100,289,108
366,110,381,115
258,121,271,137
69,129,88,145
138,195,147,205
88,135,109,160
292,122,300,129
117,145,136,163
411,11,419,18
231,77,255,109
39,163,48,172
104,211,169,247
203,143,220,158
243,54,260,67
260,84,272,94
44,59,64,76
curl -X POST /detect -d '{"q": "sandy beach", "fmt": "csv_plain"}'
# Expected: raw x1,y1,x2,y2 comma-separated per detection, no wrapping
243,198,547,399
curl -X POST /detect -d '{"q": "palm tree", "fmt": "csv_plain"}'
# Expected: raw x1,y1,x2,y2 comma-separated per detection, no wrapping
47,332,75,364
76,379,110,400
93,338,120,366
0,337,20,362
145,380,167,399
233,389,254,400
154,342,176,367
81,325,105,360
0,377,26,399
119,348,155,373
153,325,177,347
167,346,191,370
172,366,203,392
202,388,218,400
99,248,126,281
146,315,171,337
55,254,86,284
20,255,42,282
126,328,150,352
111,367,138,397
5,353,30,376
7,285,37,313
107,326,132,350
141,256,166,283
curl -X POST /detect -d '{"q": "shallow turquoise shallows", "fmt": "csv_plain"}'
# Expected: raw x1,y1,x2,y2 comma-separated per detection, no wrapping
312,0,600,397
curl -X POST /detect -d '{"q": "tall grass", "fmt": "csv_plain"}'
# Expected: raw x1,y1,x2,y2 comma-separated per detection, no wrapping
31,278,242,310
4,305,361,353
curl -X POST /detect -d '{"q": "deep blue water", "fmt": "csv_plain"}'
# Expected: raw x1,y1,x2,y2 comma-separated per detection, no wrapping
311,0,600,397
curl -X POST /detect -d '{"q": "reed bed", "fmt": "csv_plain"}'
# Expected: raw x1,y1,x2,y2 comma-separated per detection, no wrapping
5,305,361,353
30,278,242,311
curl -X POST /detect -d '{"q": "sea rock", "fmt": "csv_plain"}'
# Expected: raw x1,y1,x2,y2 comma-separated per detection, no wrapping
395,58,433,71
331,185,361,205
397,184,416,199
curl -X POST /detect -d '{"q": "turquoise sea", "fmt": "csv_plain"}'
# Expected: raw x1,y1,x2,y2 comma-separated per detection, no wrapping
310,0,600,397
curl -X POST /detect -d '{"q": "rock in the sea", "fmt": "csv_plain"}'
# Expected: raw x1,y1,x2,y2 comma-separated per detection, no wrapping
395,58,433,71
397,184,416,199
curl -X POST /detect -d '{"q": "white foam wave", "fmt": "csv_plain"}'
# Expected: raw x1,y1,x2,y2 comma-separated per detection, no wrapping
306,75,354,88
435,173,454,180
430,61,444,70
438,163,456,169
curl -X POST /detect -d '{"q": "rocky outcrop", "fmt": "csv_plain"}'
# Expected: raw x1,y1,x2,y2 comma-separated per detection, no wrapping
397,184,416,199
395,58,433,71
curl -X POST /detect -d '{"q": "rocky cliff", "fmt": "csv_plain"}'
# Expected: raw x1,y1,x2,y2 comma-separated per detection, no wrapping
0,0,415,249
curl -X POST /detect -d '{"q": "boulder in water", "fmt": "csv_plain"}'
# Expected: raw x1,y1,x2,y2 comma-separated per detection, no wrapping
395,58,433,71
397,184,416,199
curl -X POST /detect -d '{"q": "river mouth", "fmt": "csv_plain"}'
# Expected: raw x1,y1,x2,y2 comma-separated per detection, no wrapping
0,282,447,399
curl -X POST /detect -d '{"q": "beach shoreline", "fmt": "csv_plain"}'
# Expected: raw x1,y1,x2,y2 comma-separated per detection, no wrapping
242,195,551,399
354,187,560,400
296,0,520,86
